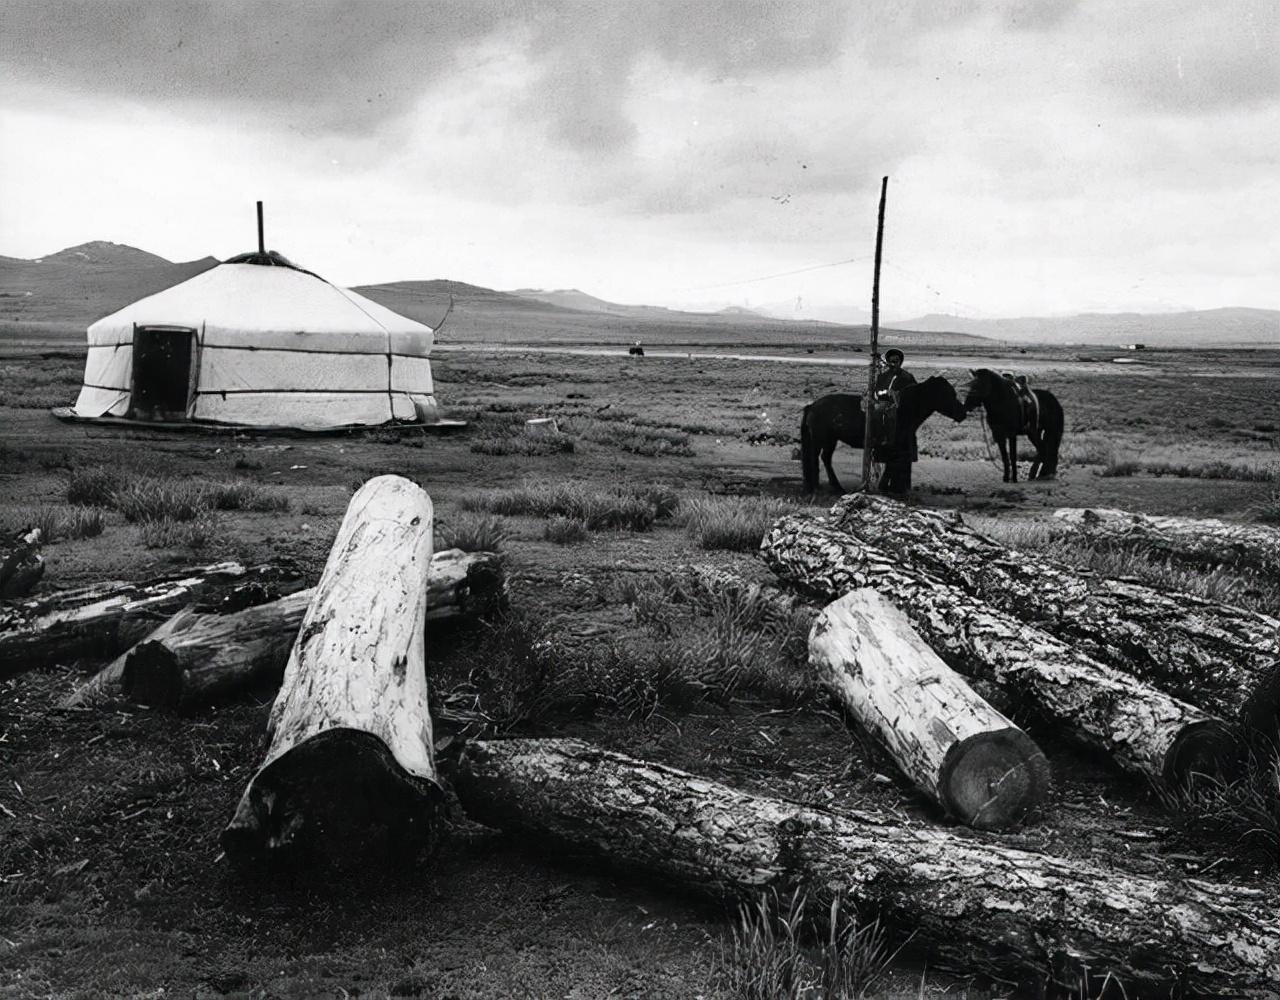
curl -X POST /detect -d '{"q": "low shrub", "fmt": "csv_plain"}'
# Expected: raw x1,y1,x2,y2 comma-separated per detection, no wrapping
1251,491,1280,525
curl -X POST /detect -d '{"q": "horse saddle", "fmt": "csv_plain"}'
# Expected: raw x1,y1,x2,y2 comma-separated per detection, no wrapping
870,390,900,449
1003,375,1039,432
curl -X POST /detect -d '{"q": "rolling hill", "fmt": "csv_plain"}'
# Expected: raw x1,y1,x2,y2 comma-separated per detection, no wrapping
0,242,219,336
22,239,1275,350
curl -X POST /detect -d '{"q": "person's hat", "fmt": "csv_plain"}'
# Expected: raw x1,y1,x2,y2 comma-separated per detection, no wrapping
885,348,904,363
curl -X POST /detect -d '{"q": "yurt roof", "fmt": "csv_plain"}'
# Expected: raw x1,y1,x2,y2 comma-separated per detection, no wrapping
87,257,433,353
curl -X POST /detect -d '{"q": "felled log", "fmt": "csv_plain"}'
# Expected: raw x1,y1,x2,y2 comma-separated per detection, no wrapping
833,496,1280,735
1,562,260,679
811,590,1049,829
761,516,1237,789
82,549,502,711
1054,506,1280,578
0,527,44,598
222,475,442,867
455,738,1280,996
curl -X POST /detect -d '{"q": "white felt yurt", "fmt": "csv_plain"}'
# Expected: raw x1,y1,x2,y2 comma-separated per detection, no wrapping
72,253,437,430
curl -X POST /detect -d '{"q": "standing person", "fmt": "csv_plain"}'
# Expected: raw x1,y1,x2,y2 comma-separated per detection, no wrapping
875,348,916,394
872,348,918,494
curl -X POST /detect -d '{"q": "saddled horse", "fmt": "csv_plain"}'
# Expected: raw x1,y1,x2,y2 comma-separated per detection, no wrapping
963,368,1064,481
800,375,967,494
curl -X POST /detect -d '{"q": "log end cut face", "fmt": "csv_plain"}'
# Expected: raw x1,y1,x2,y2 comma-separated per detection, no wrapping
221,727,443,871
1165,719,1246,788
938,728,1051,830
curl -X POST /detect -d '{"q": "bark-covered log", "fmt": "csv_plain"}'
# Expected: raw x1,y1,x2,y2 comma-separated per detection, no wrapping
1,562,258,679
455,738,1280,997
100,549,504,711
1054,506,1280,578
0,527,44,598
832,495,1280,736
222,475,442,867
811,589,1049,829
761,516,1237,788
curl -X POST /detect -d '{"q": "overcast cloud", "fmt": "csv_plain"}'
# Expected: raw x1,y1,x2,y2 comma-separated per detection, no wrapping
1,0,1277,318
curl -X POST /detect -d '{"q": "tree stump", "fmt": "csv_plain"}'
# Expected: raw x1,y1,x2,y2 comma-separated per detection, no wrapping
221,475,442,868
761,515,1239,789
454,738,1280,997
811,589,1049,829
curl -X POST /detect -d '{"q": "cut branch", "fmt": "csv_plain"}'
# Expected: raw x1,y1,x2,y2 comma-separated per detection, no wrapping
455,738,1280,997
221,475,442,868
760,516,1238,789
810,589,1050,829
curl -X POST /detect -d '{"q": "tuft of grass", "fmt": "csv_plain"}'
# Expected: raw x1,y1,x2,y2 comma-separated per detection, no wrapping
441,513,509,553
60,505,104,540
715,890,902,1000
1250,490,1280,525
683,496,795,552
66,466,123,507
113,478,212,523
470,429,575,456
232,452,264,471
564,417,695,457
141,513,217,551
1159,749,1280,869
543,516,590,545
206,481,291,513
625,574,815,707
1098,456,1276,482
463,481,659,532
1098,458,1140,478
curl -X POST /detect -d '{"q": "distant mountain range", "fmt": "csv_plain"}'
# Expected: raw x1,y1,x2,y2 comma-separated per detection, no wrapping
889,309,1280,348
2,241,1276,349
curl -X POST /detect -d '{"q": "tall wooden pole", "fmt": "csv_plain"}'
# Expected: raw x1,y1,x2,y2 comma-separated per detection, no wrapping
861,176,889,492
257,201,265,255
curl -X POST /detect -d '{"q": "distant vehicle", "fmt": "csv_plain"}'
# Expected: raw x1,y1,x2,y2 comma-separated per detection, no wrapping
1125,343,1147,350
628,344,645,357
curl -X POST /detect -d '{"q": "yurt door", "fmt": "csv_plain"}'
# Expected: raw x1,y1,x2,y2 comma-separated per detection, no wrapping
131,326,196,420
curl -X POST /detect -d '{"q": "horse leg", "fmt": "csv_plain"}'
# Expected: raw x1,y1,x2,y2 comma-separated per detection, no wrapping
822,445,844,494
1024,427,1044,478
1008,434,1019,483
996,436,1012,483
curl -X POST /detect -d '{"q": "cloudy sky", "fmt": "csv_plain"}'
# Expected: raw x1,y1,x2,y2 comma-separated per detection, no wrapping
2,0,1277,320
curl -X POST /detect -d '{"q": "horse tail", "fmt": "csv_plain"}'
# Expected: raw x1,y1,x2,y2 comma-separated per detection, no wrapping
800,405,818,493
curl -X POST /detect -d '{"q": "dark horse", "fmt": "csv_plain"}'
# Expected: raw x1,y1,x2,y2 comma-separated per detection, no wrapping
962,368,1064,481
800,376,967,494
